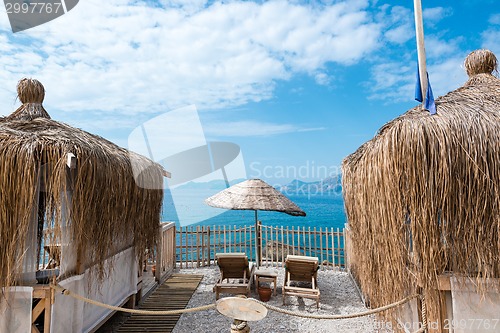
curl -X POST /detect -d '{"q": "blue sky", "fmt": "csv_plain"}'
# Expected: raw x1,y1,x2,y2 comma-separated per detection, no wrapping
1,0,499,185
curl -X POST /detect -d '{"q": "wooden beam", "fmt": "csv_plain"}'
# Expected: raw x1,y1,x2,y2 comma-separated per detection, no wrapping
437,275,451,291
44,296,52,333
32,299,45,323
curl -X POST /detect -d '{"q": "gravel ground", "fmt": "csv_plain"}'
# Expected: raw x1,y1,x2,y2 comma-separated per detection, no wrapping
172,266,387,333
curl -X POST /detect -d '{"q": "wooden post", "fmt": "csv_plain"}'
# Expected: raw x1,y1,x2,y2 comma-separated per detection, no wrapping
282,226,288,266
256,220,262,268
269,226,274,266
196,226,200,267
179,227,187,268
331,228,335,267
212,225,216,264
246,226,250,262
233,224,237,253
155,224,162,282
300,227,304,256
223,225,227,253
336,228,341,268
414,0,428,103
319,227,323,270
207,226,211,265
308,226,312,257
172,224,176,270
189,226,193,267
313,227,317,263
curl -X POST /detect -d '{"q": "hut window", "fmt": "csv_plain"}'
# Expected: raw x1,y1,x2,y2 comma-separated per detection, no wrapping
37,193,61,271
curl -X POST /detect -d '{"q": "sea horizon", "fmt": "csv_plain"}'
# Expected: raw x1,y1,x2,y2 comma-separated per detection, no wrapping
161,189,346,230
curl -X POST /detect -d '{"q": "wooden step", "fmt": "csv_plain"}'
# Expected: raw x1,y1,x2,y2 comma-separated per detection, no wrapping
115,274,203,333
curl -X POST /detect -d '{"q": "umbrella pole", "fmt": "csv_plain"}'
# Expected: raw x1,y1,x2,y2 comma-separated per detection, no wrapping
255,211,259,268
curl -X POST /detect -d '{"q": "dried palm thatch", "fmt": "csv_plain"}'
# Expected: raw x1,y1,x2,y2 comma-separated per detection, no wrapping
205,179,306,216
0,78,164,289
8,78,50,120
342,50,500,313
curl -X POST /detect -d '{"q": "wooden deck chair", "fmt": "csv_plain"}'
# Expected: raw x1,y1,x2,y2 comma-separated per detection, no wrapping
214,253,255,300
282,255,320,308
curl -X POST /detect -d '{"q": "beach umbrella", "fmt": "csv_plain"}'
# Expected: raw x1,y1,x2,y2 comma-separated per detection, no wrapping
205,178,306,267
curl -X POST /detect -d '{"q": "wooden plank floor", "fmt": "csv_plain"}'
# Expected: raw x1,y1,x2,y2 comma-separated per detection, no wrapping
116,274,203,333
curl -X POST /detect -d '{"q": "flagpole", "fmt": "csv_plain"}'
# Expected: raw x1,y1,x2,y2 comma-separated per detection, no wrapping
414,0,427,104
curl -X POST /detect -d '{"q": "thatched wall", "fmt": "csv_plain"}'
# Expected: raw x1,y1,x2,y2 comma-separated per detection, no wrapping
342,50,500,310
0,79,164,288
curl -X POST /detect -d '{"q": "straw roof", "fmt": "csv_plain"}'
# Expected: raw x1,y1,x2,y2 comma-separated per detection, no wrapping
205,179,306,216
342,50,500,310
0,79,164,288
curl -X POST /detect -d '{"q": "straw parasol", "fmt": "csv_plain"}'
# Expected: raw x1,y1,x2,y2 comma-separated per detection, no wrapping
0,78,164,289
205,178,306,266
341,49,500,317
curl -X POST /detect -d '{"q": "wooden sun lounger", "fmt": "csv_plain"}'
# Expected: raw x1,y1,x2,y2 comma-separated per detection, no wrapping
282,255,320,308
213,253,255,300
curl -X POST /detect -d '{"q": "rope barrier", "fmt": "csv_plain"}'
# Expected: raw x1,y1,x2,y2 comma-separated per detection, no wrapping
51,283,427,333
50,283,419,320
418,294,428,333
253,294,420,320
50,284,215,315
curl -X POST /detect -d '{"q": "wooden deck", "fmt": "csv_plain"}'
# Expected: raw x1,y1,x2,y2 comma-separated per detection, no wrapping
116,274,203,333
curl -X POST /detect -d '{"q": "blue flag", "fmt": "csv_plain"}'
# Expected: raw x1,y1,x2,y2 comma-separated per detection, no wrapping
415,65,436,115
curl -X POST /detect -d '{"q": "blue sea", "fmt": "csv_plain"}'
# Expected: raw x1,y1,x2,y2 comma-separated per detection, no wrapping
161,189,346,230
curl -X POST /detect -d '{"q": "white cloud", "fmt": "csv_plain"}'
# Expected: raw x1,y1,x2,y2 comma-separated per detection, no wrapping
366,4,471,104
489,13,500,25
159,0,209,13
0,0,381,117
428,57,468,91
367,56,467,103
425,36,461,59
379,5,452,45
367,62,414,103
385,24,412,44
314,72,331,85
382,6,413,44
482,27,500,58
423,7,453,25
204,120,325,137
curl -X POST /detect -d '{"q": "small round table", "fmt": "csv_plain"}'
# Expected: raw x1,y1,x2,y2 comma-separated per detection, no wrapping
254,269,278,296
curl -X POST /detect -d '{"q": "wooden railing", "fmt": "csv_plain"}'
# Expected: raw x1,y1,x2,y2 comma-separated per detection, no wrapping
32,286,54,333
155,222,176,282
259,224,344,269
176,223,345,269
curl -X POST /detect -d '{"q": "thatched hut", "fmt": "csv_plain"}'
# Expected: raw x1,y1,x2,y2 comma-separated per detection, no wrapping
0,79,165,332
342,50,500,331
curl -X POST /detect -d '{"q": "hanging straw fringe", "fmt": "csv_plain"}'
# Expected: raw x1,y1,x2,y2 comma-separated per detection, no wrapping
0,79,164,291
342,49,499,328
